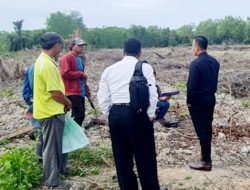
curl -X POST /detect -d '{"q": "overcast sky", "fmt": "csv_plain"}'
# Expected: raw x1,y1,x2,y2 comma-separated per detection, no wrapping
1,0,250,32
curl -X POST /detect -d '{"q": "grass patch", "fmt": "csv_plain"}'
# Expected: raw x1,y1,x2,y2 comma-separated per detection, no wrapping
0,147,42,190
184,175,192,180
240,97,250,108
179,111,189,120
0,88,13,98
0,138,11,146
175,81,187,93
68,145,114,177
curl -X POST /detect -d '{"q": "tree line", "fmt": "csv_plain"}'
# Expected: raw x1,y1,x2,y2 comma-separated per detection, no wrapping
1,11,250,52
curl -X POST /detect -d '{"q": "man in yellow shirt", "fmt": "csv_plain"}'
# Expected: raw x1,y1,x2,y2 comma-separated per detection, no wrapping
33,32,72,188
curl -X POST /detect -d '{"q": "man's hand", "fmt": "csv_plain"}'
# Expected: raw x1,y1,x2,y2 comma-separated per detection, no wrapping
64,98,72,112
159,95,170,101
81,72,87,80
149,117,155,122
24,110,32,120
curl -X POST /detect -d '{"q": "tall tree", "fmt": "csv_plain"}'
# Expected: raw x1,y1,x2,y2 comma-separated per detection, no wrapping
196,19,219,44
12,20,24,49
128,25,149,47
46,11,85,38
245,17,250,43
176,24,194,44
216,16,246,44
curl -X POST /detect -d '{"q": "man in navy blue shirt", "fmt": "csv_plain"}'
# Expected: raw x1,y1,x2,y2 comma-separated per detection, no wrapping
187,36,220,171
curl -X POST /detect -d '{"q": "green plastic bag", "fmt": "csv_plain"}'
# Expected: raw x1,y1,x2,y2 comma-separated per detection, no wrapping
62,113,90,153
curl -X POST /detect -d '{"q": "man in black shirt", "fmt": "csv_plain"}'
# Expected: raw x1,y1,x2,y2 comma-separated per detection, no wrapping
187,36,220,171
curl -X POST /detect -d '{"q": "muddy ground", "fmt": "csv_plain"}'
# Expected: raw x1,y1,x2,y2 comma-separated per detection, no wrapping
0,45,250,190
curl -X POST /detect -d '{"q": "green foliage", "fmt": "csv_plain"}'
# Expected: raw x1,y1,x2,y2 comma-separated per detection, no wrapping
240,98,250,107
69,145,114,177
0,88,13,97
179,111,190,120
0,147,42,190
0,138,11,146
168,30,178,46
8,20,44,51
176,24,194,44
4,14,250,51
46,11,85,38
13,20,24,36
12,20,24,50
196,19,219,44
0,32,8,53
7,33,33,51
244,17,250,43
175,81,187,93
216,16,246,44
85,27,128,48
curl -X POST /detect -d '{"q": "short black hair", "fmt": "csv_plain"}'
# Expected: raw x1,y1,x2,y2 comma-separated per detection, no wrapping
194,36,208,50
40,32,63,50
124,38,141,56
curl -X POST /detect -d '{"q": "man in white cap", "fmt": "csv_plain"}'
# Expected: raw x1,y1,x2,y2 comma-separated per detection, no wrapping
60,38,91,126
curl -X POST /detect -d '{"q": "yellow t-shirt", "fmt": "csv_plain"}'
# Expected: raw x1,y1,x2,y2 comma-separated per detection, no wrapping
33,52,65,119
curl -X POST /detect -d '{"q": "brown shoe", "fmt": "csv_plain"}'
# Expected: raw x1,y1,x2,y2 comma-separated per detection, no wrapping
189,161,212,171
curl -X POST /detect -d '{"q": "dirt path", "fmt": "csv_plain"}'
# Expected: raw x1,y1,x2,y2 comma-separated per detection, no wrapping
159,166,250,190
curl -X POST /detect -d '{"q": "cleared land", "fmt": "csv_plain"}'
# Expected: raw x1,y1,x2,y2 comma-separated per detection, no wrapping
0,45,250,190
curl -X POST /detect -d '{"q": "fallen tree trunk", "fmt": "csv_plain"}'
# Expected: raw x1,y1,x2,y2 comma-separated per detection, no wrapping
0,125,33,140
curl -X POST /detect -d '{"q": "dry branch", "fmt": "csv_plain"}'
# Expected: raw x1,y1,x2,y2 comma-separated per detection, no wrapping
0,125,33,140
0,59,12,82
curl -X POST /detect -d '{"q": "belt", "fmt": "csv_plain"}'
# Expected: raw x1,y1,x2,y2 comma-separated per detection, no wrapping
113,103,130,106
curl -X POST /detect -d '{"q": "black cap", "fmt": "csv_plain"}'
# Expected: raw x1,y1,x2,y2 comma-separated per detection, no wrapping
40,32,63,48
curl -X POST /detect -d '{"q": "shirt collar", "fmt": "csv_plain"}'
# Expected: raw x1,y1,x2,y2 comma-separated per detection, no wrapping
122,56,139,62
41,52,58,66
198,51,207,57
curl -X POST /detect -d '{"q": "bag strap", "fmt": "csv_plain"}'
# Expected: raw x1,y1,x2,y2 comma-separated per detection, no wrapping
133,60,148,76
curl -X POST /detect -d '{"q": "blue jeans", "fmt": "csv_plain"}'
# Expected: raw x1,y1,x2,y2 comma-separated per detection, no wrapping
155,101,170,120
31,118,42,128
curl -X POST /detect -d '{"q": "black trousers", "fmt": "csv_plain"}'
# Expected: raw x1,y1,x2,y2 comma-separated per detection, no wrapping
188,95,215,162
67,95,85,126
108,105,159,190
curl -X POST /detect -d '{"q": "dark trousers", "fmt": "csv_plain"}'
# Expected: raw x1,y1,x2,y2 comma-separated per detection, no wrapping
67,95,85,126
36,128,44,160
40,114,67,187
188,95,215,162
155,101,170,120
108,105,160,190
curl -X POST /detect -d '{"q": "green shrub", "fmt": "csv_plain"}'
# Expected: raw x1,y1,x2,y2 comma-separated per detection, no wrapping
0,147,42,190
0,138,11,146
69,145,114,177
